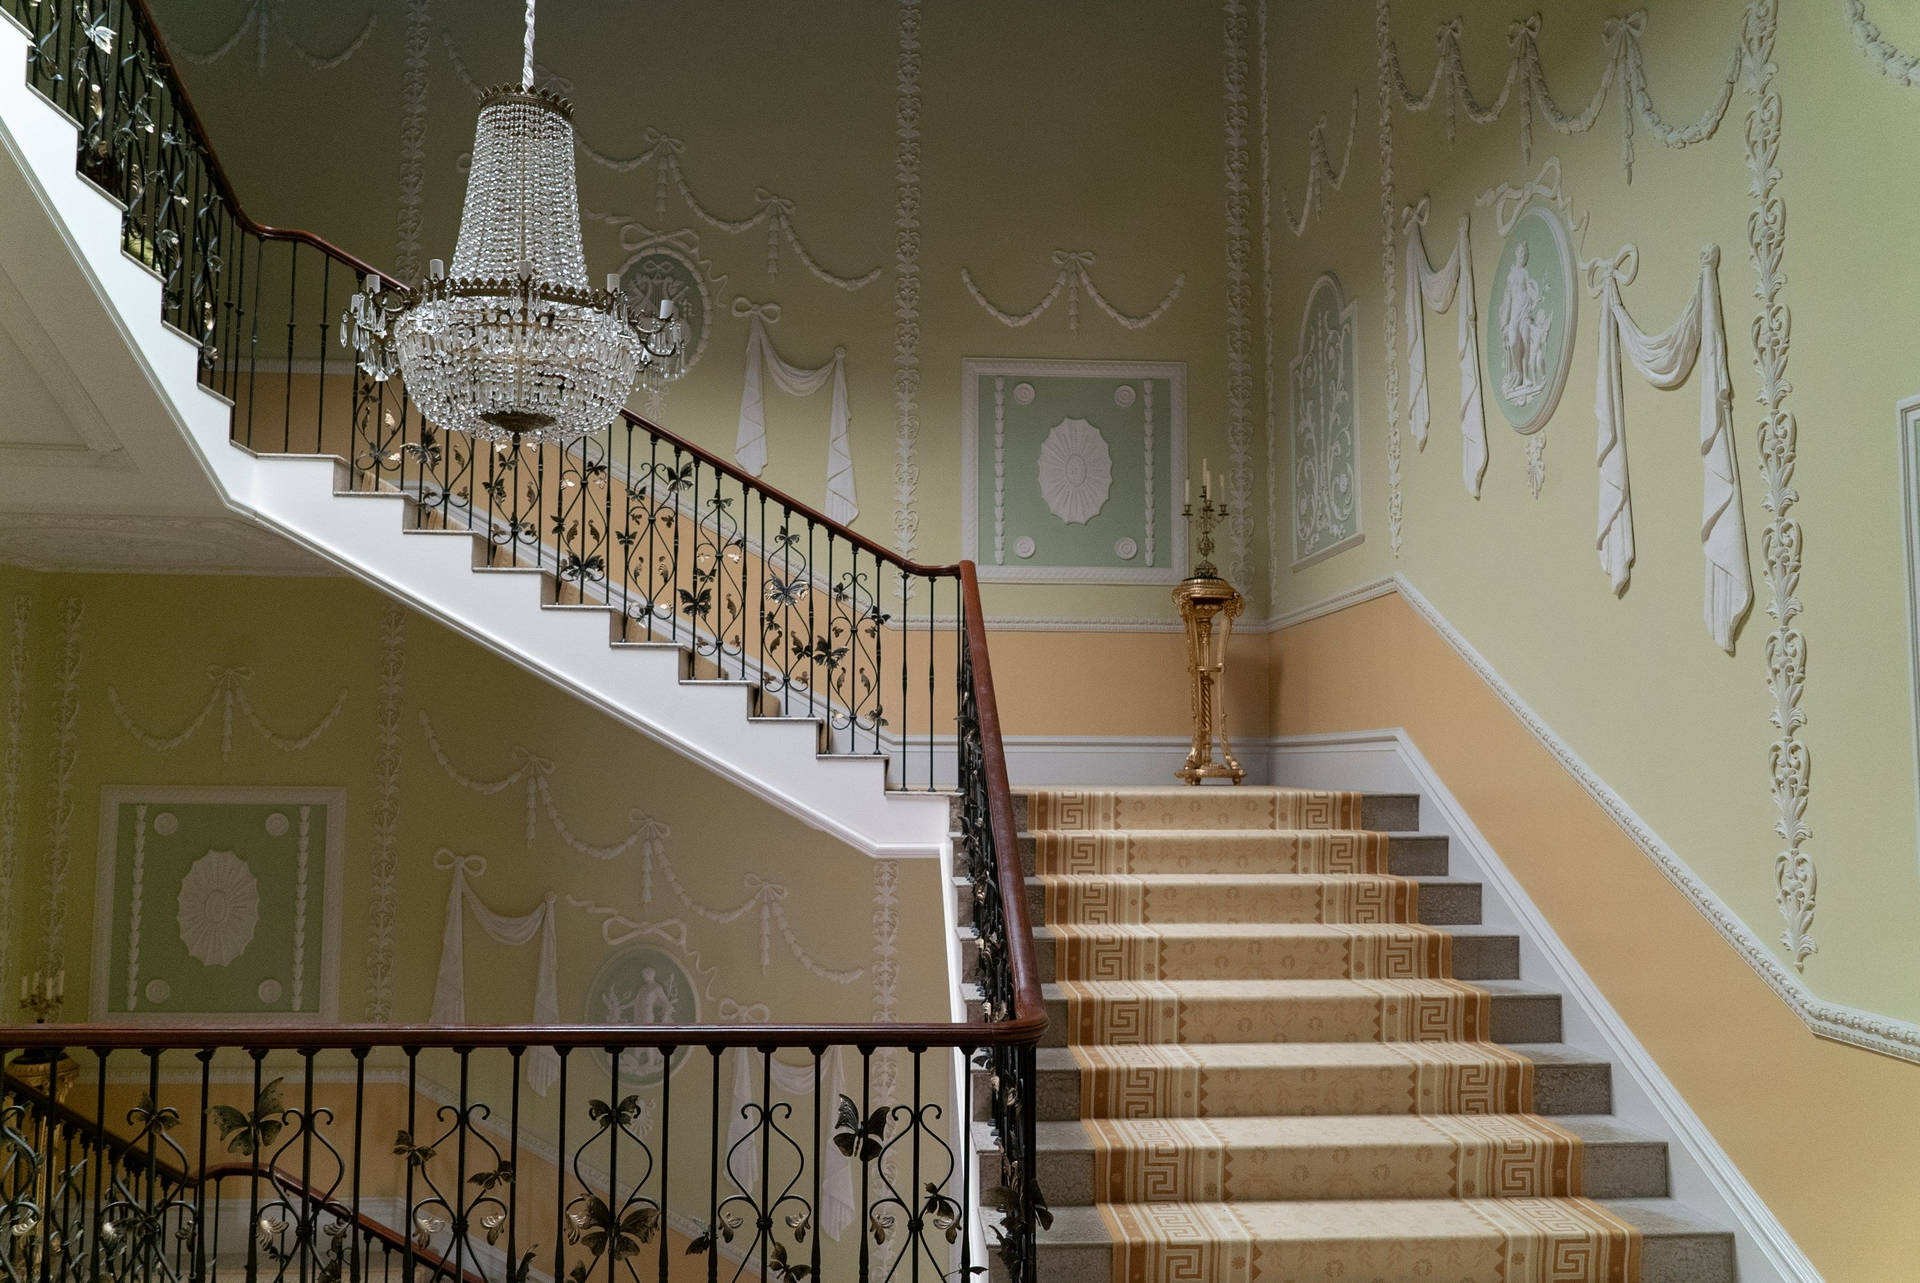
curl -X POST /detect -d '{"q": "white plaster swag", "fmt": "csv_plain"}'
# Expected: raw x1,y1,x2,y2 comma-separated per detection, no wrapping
726,1048,856,1241
732,303,856,524
430,850,562,1093
1402,200,1488,497
1588,245,1752,652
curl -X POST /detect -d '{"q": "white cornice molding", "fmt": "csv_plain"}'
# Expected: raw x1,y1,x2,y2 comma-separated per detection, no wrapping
1272,572,1920,1064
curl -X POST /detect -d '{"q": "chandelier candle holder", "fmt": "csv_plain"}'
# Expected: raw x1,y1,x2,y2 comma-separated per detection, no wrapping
342,0,684,445
1175,461,1245,785
13,969,78,1102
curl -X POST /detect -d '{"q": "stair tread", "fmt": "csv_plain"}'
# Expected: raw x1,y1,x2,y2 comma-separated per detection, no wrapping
1035,977,1548,998
1023,922,1512,939
1025,827,1437,839
1000,1113,1654,1152
1028,1195,1724,1242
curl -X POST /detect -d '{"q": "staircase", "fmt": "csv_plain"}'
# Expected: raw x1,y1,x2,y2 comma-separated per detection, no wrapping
0,0,949,860
961,786,1738,1283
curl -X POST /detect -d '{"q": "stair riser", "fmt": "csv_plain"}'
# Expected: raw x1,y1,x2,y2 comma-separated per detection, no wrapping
961,930,1520,984
965,792,1423,833
986,1135,1668,1206
972,990,1562,1047
974,1057,1614,1122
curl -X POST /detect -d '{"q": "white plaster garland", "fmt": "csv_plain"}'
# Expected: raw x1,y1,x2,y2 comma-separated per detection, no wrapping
959,251,1184,332
1222,0,1255,585
1258,0,1281,605
1277,93,1358,238
1375,0,1406,556
1585,244,1752,653
438,37,882,293
39,598,80,978
732,299,857,523
1845,0,1920,88
892,0,924,559
1401,199,1488,498
366,606,404,1022
178,0,377,72
420,713,857,983
110,667,346,758
0,596,25,1002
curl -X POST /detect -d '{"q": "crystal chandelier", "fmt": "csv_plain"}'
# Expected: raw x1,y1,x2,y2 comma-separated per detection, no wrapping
341,0,682,445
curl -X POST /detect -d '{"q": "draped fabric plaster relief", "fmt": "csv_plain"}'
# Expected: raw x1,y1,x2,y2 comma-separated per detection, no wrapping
1363,1,1816,970
1290,275,1362,569
1401,200,1488,499
962,359,1186,584
90,787,344,1022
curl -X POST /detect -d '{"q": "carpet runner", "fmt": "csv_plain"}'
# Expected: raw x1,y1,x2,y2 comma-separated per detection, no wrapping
1028,786,1641,1283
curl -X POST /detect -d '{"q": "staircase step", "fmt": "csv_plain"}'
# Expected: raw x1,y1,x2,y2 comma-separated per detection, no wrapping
975,1112,1666,1205
1014,829,1450,877
986,790,1421,832
964,979,1560,1047
954,873,1481,928
988,1197,1729,1283
960,923,1519,984
979,1041,1612,1122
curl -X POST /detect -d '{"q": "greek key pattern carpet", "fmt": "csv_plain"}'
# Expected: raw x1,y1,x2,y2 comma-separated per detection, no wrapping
1026,786,1641,1283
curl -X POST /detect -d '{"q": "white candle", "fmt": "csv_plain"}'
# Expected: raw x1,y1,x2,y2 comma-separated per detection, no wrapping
1203,458,1211,494
1185,477,1192,507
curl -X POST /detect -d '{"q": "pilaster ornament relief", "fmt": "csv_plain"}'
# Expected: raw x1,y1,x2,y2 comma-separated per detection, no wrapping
419,713,857,983
1277,94,1359,239
109,667,346,758
992,378,1007,564
393,0,431,285
1222,0,1255,587
1366,1,1814,968
891,0,925,559
366,606,404,1022
960,252,1184,332
1845,0,1920,88
39,597,80,977
1258,0,1281,606
124,806,147,1011
177,0,377,72
0,596,26,999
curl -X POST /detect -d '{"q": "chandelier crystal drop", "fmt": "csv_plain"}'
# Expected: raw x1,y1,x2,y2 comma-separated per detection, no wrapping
341,0,683,445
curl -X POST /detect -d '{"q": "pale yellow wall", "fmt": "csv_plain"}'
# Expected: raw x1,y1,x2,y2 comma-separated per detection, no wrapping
1264,1,1920,1038
1274,592,1920,1279
149,0,1251,623
0,569,946,1029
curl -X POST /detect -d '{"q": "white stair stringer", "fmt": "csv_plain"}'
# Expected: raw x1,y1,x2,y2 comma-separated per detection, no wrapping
0,14,948,860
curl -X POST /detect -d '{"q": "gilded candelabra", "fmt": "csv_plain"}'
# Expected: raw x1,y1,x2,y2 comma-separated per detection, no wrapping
13,968,77,1102
1176,466,1245,785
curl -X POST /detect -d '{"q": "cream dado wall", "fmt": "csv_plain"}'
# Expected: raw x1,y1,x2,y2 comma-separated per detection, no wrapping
1264,0,1920,1059
0,565,945,1032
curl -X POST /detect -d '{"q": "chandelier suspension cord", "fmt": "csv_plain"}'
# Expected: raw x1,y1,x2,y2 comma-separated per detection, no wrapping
522,0,536,89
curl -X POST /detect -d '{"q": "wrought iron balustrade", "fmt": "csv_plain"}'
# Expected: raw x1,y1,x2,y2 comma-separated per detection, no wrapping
0,1,1047,1277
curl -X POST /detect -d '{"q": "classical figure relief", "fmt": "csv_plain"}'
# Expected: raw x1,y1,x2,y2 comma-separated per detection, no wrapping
1498,242,1552,405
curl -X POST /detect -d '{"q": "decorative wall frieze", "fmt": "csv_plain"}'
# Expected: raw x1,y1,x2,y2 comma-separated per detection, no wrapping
177,1,377,72
1222,0,1256,587
1277,93,1358,238
110,667,346,758
891,0,925,560
365,605,404,1022
38,597,80,978
1379,8,1741,180
1845,0,1920,88
960,251,1184,332
0,595,25,1004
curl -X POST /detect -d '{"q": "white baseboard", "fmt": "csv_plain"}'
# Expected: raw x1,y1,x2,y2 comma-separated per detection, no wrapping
1271,730,1819,1283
